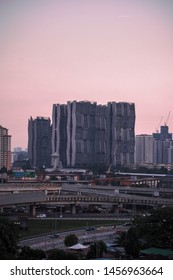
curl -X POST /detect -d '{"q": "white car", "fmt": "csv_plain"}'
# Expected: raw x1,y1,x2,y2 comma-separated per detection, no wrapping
36,213,46,218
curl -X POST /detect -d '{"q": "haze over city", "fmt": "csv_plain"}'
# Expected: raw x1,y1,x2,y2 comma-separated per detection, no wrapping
0,0,173,149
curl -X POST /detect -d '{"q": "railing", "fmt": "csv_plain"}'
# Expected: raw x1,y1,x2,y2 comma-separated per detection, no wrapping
45,195,173,206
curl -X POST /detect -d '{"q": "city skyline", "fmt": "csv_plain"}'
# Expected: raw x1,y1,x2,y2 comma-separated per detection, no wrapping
0,0,173,149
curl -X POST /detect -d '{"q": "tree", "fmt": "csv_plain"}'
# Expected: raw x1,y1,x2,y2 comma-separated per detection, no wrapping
47,249,78,260
86,241,107,259
18,246,46,260
133,207,173,249
47,249,66,259
64,234,78,247
0,218,19,259
124,227,140,259
0,166,7,174
117,231,127,247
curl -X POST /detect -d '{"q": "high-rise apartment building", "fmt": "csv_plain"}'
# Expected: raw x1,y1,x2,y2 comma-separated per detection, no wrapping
52,101,135,168
0,125,11,170
153,125,172,141
135,126,173,166
135,134,153,164
153,125,173,164
107,102,135,166
28,117,52,168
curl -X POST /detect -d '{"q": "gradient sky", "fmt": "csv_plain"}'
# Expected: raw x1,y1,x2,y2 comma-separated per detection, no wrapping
0,0,173,149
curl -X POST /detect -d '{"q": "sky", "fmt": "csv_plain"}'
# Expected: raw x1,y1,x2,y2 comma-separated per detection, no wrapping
0,0,173,149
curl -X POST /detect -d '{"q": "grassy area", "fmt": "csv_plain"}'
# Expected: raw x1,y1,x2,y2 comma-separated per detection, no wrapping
20,218,119,239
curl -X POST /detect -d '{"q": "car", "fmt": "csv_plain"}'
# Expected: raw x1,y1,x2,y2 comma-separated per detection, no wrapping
122,222,132,227
86,226,95,231
50,233,59,238
36,213,46,218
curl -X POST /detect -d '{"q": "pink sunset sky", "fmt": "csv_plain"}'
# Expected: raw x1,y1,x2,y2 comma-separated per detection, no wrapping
0,0,173,149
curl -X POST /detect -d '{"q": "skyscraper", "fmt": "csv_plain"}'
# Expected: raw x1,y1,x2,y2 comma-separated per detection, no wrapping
153,125,172,141
107,102,135,166
135,126,173,166
153,125,173,164
52,101,135,168
0,125,11,170
135,134,153,164
28,117,52,168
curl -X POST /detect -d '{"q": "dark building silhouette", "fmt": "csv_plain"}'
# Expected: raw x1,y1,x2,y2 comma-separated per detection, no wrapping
28,117,52,168
0,125,11,170
52,101,135,168
153,125,173,164
153,125,172,141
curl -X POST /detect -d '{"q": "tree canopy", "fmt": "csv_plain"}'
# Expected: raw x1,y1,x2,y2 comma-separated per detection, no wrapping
64,234,78,247
117,207,173,259
0,218,19,259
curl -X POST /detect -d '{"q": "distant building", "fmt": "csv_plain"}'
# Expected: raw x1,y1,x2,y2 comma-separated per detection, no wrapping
135,135,153,164
28,117,52,168
153,125,173,164
107,102,135,166
52,101,135,168
12,147,28,165
0,125,11,170
135,126,173,166
153,125,172,141
14,147,23,153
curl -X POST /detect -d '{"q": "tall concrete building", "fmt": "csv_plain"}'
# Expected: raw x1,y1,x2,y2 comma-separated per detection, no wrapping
52,101,135,168
0,125,11,170
135,126,173,166
107,102,135,166
153,125,173,164
28,117,52,168
135,134,153,164
153,125,172,141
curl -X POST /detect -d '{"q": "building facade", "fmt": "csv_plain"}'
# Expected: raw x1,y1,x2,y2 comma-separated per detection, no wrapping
135,126,173,166
52,101,135,168
107,102,135,166
28,117,52,168
0,125,11,171
135,134,153,164
153,125,173,164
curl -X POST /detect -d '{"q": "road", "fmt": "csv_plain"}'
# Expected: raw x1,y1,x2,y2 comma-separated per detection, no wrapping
19,226,123,251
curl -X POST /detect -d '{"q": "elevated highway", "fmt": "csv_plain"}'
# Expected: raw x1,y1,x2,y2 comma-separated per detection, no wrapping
0,185,173,210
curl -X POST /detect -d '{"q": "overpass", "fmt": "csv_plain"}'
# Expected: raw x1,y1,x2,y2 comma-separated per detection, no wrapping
1,182,173,197
0,187,173,216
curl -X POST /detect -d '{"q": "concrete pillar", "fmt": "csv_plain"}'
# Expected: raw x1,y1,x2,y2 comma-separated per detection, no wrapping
30,204,36,217
72,204,76,215
112,205,117,213
0,207,3,213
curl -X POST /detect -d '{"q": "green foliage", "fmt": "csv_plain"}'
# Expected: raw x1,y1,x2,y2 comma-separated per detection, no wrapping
117,231,127,247
86,240,107,259
0,218,19,259
117,227,140,259
116,207,173,259
133,207,173,249
0,166,7,173
124,227,140,258
18,246,46,260
64,234,78,247
47,249,78,260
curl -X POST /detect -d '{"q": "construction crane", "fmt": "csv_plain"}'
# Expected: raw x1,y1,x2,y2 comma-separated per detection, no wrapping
155,116,163,133
106,150,116,174
164,111,171,126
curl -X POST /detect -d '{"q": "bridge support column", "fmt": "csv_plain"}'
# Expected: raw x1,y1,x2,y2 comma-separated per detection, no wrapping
0,207,3,213
30,204,36,217
132,204,136,215
71,204,76,215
